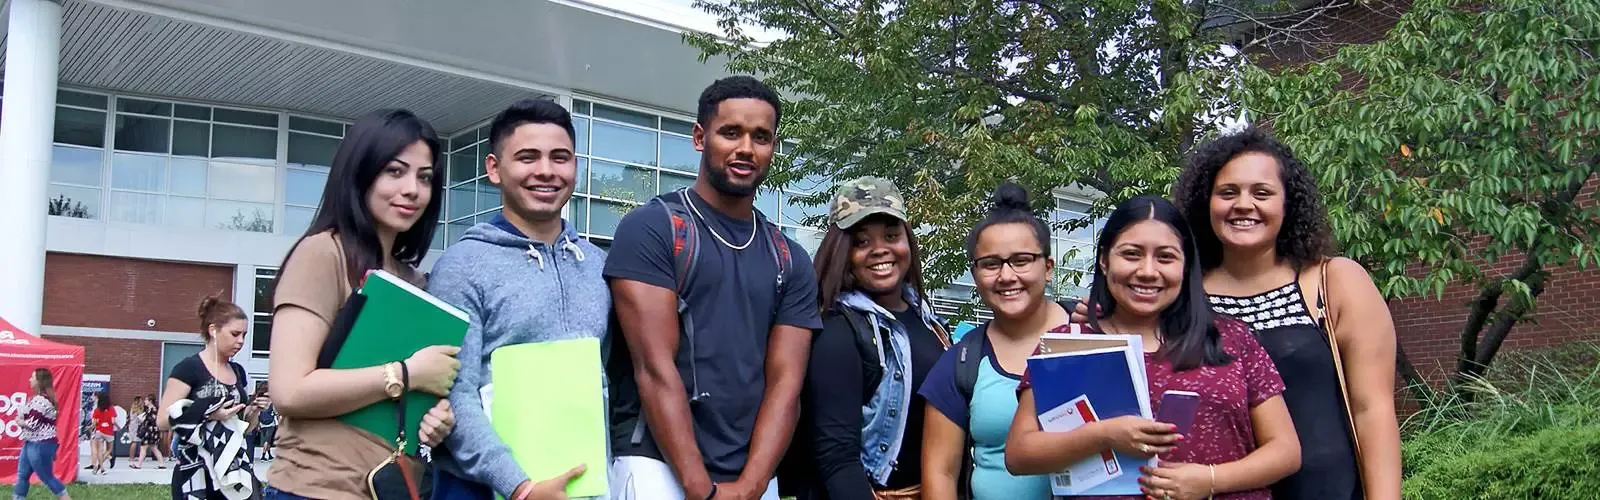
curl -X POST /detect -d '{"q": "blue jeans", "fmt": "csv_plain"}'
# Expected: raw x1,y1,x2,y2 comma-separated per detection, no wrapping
13,439,67,498
262,486,316,500
432,469,493,500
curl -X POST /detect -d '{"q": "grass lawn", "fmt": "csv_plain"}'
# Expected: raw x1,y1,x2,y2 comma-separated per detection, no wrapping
18,483,168,499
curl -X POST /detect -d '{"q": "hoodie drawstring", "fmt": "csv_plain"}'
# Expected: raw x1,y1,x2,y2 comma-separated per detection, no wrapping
526,244,546,270
562,238,587,262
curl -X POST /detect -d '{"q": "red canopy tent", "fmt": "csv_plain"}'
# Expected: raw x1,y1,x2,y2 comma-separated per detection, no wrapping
0,316,84,485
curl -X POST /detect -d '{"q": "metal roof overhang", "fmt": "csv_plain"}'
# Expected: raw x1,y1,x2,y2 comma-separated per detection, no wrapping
1,0,733,132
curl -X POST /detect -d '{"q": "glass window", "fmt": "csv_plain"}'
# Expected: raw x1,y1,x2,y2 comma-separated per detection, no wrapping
660,134,697,173
447,183,476,221
208,200,274,232
214,108,278,128
448,149,478,185
447,220,471,244
660,172,695,194
58,90,108,109
116,98,171,116
47,184,100,219
111,153,167,192
165,196,207,229
756,189,780,220
474,142,489,179
589,199,630,237
431,223,446,250
590,159,655,202
169,158,208,197
289,116,344,136
207,162,275,203
113,115,170,153
211,124,277,161
288,133,339,169
172,121,210,157
283,206,316,236
782,191,827,227
662,118,695,136
54,107,106,147
790,228,825,257
174,104,210,120
570,196,588,232
286,168,328,206
572,100,592,115
109,191,162,224
575,158,589,194
573,117,590,155
592,104,657,128
252,316,273,353
475,179,501,213
253,271,278,321
473,209,501,225
590,122,657,165
51,145,103,186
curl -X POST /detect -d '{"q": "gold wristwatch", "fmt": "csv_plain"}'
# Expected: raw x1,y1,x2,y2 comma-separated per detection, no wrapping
383,362,405,400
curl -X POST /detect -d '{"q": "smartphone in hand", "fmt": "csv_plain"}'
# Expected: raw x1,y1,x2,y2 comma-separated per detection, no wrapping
1155,390,1201,435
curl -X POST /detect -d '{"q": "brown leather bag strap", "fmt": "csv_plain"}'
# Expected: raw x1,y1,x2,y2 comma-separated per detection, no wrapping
1317,258,1362,461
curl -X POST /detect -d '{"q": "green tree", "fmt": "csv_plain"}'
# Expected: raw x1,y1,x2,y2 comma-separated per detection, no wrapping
1244,0,1600,395
686,0,1349,289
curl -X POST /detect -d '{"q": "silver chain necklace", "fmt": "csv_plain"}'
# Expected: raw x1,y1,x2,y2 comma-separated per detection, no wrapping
681,190,757,250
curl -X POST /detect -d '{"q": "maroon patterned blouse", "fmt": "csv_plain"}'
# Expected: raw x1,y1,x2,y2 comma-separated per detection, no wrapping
1018,317,1286,499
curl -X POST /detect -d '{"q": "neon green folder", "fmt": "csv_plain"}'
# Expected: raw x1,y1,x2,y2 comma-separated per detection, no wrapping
489,338,609,498
331,269,469,455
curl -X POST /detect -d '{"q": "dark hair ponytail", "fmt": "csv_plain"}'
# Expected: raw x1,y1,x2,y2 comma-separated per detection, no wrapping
964,182,1052,260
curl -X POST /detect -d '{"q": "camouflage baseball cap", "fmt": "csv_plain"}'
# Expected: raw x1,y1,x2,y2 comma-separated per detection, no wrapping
829,176,908,229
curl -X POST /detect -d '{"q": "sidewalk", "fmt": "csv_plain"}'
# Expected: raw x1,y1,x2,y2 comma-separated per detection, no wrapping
76,449,272,485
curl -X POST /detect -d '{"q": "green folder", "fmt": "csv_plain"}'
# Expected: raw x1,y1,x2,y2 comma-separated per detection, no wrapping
490,338,609,498
332,269,469,455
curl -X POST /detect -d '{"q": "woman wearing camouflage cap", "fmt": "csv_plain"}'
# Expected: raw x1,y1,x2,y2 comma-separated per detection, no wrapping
778,177,951,500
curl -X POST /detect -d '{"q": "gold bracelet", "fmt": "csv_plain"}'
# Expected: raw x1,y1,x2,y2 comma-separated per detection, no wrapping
1208,464,1216,499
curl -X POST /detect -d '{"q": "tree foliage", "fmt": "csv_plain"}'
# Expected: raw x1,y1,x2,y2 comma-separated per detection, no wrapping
1244,0,1600,388
686,0,1339,289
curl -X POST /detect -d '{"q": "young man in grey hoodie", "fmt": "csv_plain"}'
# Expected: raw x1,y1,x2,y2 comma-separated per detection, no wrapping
428,98,609,500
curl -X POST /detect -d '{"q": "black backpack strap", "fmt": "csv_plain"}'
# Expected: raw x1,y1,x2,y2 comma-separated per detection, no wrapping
834,307,883,405
631,192,705,446
951,322,989,500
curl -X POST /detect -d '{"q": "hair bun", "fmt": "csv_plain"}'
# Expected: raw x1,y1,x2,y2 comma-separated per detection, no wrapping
991,182,1032,212
197,296,219,319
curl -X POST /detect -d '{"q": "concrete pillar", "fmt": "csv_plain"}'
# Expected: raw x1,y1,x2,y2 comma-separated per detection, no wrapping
0,0,63,336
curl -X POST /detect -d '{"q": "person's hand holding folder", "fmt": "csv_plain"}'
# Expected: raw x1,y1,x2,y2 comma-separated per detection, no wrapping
406,345,462,396
1096,415,1181,458
510,464,588,500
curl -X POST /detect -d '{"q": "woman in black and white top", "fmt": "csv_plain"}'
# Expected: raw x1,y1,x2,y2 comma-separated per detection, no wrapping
14,367,71,499
158,296,260,500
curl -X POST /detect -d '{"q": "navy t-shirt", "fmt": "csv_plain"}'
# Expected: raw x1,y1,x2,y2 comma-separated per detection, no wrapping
604,189,822,481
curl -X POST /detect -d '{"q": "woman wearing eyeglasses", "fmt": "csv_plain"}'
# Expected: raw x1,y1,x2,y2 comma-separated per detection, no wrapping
919,183,1066,500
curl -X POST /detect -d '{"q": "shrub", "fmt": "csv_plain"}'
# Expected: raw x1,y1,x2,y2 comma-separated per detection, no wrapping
1401,343,1600,498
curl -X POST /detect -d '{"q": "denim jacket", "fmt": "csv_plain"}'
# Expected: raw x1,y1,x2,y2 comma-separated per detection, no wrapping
837,287,945,485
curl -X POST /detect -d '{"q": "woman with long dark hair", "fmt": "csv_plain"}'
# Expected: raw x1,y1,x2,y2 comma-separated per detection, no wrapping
89,391,114,475
784,177,950,500
1007,195,1301,500
1174,128,1400,499
919,183,1062,500
264,109,459,500
15,368,71,499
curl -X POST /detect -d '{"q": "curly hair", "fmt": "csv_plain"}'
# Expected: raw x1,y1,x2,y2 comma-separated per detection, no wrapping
1173,126,1334,270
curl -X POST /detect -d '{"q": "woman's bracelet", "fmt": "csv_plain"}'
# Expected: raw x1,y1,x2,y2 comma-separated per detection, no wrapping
1208,464,1217,499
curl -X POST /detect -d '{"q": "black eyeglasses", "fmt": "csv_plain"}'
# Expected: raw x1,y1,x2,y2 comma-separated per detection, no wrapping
973,252,1047,275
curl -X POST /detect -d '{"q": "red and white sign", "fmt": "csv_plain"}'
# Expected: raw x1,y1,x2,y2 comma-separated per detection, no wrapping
0,317,85,485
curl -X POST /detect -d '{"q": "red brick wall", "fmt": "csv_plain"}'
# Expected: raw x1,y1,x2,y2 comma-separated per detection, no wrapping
1389,178,1600,384
42,252,235,333
44,335,167,410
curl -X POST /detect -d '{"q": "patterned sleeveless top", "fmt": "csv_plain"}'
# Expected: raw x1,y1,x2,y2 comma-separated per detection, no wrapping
1209,278,1363,500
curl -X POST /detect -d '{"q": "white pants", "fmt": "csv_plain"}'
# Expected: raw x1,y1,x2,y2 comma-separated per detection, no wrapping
608,456,780,500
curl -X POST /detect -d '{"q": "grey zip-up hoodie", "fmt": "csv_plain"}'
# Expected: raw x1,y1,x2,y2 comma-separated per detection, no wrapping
428,215,610,497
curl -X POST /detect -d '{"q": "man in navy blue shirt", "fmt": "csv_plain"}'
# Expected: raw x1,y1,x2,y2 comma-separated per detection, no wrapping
604,76,821,500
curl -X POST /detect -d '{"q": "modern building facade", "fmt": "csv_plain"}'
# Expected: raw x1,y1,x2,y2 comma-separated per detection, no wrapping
1,0,1106,407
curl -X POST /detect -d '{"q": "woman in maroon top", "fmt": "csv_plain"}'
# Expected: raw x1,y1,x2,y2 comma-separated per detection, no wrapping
1005,195,1300,500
